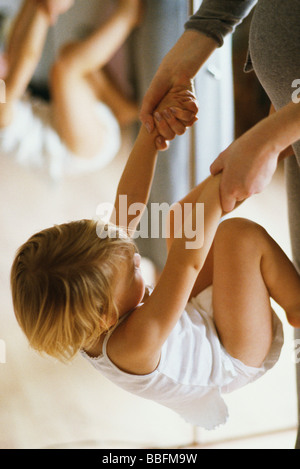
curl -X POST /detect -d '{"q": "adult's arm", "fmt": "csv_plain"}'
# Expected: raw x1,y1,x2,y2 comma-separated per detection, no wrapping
185,0,257,47
210,101,300,212
140,0,257,138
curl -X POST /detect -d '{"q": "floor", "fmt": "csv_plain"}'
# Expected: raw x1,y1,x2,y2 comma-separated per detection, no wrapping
0,125,299,449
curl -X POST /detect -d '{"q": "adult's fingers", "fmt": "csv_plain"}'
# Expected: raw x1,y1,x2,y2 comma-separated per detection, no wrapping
219,175,249,213
220,192,238,213
219,181,240,213
210,154,225,176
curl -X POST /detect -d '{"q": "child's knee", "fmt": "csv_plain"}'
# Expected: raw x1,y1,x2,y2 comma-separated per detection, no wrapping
51,42,80,79
58,42,79,61
215,218,266,254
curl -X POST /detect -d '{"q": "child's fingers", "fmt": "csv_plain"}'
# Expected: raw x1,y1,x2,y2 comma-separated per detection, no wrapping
162,109,187,135
169,107,196,123
185,116,198,127
155,109,188,137
177,99,198,114
155,136,170,151
154,112,176,140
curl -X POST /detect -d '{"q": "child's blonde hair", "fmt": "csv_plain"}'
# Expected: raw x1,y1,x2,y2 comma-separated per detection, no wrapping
10,219,136,362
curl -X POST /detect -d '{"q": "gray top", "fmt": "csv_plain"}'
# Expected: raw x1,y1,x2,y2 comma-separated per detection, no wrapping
185,0,257,46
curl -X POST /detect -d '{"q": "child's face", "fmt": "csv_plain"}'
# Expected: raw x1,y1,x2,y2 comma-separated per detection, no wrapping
113,253,146,319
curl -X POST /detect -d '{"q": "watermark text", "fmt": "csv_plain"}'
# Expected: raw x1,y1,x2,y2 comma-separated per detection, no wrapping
96,197,205,249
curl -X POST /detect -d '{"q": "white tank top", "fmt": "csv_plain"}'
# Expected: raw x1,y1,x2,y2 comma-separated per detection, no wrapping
80,286,241,430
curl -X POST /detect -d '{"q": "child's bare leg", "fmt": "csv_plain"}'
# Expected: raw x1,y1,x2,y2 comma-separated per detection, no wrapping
50,0,141,157
0,0,51,127
5,0,35,69
213,218,300,368
5,0,30,72
87,70,139,127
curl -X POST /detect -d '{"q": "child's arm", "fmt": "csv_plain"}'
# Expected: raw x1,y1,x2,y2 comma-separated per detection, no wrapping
115,175,224,374
112,125,160,235
111,89,198,235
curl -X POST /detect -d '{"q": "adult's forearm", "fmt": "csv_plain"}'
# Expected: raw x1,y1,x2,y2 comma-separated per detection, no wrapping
185,0,257,46
139,30,216,131
158,30,218,83
208,100,300,213
254,101,300,160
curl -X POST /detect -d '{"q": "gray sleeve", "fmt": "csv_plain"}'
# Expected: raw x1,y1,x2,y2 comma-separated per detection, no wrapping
185,0,257,46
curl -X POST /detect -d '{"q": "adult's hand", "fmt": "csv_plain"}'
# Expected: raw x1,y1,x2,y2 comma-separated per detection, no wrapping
152,86,199,151
152,85,199,150
140,72,196,138
210,101,300,212
140,30,218,143
210,125,279,212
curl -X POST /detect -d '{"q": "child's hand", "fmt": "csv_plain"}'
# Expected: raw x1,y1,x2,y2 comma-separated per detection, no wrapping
152,85,198,150
38,0,74,24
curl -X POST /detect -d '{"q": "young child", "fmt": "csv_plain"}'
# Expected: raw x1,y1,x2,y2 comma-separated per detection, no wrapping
0,0,143,180
11,89,300,431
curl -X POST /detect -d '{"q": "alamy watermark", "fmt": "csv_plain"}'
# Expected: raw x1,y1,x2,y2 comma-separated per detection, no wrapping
0,339,6,364
96,197,205,249
292,79,300,104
